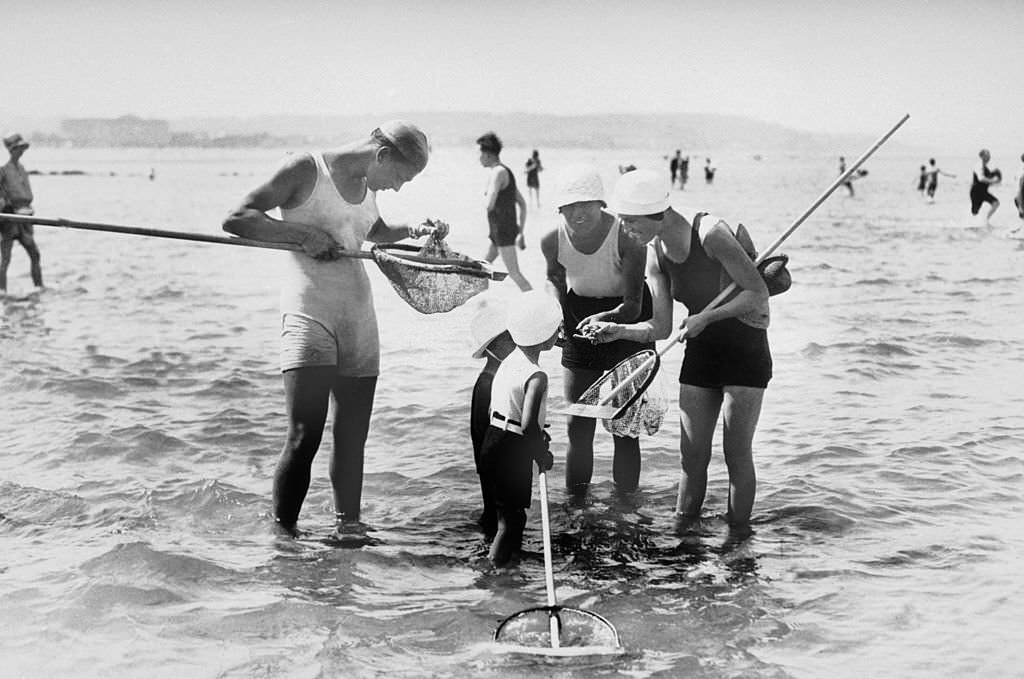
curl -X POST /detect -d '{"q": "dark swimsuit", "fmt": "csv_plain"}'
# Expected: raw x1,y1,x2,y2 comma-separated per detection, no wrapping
488,164,519,246
655,215,772,389
970,166,998,215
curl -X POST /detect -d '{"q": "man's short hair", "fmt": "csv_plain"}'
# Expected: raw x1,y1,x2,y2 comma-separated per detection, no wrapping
476,132,502,155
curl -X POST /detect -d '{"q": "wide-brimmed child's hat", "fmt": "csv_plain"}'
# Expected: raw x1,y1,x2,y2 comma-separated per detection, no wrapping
470,302,509,359
507,291,562,347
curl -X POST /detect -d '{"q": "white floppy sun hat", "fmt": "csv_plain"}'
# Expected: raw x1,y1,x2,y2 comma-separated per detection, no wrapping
470,302,509,359
507,291,563,347
612,169,671,216
554,163,605,209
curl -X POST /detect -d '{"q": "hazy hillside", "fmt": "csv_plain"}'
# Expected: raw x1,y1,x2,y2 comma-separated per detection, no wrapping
8,111,900,153
171,111,882,153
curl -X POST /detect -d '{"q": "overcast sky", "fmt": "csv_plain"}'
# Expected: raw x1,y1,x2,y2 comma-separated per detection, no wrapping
3,0,1021,152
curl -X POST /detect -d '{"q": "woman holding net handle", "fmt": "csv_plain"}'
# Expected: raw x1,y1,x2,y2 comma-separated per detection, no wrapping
578,169,771,532
223,120,447,537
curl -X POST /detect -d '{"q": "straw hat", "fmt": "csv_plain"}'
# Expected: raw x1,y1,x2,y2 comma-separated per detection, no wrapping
470,301,509,359
554,163,604,209
612,169,670,216
507,291,562,347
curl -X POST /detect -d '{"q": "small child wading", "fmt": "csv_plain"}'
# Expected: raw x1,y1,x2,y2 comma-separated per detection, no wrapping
480,290,560,566
468,297,516,538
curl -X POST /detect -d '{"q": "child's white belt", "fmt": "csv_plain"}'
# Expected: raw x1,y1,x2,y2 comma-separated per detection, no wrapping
490,412,549,436
490,412,524,435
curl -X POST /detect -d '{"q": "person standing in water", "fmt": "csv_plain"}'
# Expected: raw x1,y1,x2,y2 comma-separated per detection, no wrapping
924,158,955,201
223,121,445,536
480,290,559,565
467,297,516,538
704,158,716,184
0,133,44,295
839,156,855,196
581,169,772,533
539,163,652,493
524,149,543,209
969,148,1001,225
478,132,531,291
678,154,690,190
1014,153,1024,226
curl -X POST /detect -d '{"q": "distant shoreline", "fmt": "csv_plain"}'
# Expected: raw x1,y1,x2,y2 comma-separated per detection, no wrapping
18,111,910,154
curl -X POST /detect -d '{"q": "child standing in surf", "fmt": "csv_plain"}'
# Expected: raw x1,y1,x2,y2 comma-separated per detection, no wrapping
468,297,516,538
479,290,560,566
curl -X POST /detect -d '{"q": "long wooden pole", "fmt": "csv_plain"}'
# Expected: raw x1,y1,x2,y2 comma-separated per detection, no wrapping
1,213,505,279
576,113,911,416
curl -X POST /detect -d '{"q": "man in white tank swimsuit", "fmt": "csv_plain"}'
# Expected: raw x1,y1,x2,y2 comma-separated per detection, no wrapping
540,164,651,493
224,120,446,535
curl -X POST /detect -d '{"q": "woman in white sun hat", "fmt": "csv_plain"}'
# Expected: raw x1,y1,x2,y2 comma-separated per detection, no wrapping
540,163,652,493
579,168,771,532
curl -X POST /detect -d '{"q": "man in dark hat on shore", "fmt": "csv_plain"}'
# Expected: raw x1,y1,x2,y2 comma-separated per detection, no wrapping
1,133,44,294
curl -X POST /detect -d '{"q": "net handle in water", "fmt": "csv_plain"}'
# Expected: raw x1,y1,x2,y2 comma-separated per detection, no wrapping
3,214,507,281
572,113,911,416
538,470,560,649
491,473,623,656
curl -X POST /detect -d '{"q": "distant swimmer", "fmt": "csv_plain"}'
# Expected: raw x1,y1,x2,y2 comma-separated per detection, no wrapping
524,149,543,209
669,150,682,188
704,158,716,184
678,155,690,189
0,133,43,295
1015,153,1024,223
839,156,854,196
969,148,1000,225
924,158,955,201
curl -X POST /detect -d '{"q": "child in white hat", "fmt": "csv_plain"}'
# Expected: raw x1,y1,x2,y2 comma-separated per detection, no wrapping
468,298,516,537
480,290,561,566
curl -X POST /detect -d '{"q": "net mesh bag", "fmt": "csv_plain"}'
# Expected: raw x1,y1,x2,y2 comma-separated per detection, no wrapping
371,235,489,314
564,350,661,424
602,370,667,438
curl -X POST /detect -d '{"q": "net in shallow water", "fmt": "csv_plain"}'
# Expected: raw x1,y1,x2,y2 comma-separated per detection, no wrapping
493,606,621,653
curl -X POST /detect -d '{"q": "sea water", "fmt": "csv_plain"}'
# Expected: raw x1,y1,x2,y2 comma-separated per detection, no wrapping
1,143,1023,678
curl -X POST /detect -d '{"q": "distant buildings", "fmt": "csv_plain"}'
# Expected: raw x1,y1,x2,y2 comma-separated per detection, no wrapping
45,115,298,148
61,115,171,147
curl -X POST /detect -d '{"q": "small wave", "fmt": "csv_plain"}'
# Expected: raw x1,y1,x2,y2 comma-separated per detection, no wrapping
927,333,991,348
43,375,125,399
0,481,91,531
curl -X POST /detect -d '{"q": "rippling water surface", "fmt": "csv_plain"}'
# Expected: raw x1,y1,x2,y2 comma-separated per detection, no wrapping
2,144,1023,678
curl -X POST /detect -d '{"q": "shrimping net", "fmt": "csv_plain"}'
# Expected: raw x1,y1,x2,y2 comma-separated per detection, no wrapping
493,606,621,655
561,350,664,436
371,235,490,314
601,373,667,438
